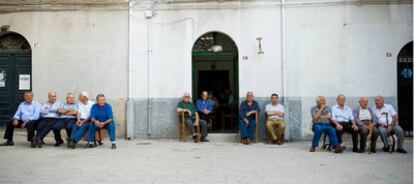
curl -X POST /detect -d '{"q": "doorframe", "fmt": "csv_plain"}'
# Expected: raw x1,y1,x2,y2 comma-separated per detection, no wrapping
191,31,239,132
396,41,413,136
0,32,32,125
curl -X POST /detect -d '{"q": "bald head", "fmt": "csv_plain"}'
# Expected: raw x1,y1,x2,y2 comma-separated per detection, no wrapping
79,91,89,104
182,92,191,102
316,96,326,106
359,96,369,109
246,91,254,102
201,91,208,100
48,91,57,103
336,94,346,107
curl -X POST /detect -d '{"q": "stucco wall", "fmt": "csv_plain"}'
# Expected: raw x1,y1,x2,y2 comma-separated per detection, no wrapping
0,10,129,138
129,1,412,140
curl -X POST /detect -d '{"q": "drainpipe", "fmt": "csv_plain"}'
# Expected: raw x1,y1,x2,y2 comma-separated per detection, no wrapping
280,0,289,141
126,0,135,140
146,21,152,138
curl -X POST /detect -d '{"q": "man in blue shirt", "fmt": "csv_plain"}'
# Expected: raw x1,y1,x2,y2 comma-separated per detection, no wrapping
88,94,116,149
33,91,63,148
196,91,213,122
239,91,260,145
0,91,40,146
52,92,78,147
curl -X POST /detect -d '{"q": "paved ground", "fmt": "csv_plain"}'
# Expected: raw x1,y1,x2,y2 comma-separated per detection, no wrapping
0,131,412,184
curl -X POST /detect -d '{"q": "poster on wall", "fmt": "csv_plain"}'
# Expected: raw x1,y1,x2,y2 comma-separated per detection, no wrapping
19,74,30,90
0,71,5,87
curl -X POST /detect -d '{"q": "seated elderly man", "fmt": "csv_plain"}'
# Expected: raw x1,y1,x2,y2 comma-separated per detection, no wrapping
88,94,117,149
353,97,379,153
0,91,41,146
265,93,285,145
373,96,407,153
239,91,260,145
310,96,344,153
52,92,78,147
196,91,213,123
177,92,209,143
331,94,359,152
33,91,63,148
68,91,94,149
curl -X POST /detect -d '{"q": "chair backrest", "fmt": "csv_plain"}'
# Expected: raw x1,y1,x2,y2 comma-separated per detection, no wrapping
178,111,185,124
255,111,259,142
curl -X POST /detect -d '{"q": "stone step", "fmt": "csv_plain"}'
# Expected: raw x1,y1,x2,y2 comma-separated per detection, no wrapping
207,133,239,143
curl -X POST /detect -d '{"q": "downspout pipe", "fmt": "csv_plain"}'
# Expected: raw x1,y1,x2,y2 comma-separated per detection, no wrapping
280,0,289,141
126,0,135,140
146,21,152,138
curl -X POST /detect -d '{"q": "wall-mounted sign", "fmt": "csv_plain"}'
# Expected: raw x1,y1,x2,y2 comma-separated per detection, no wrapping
0,71,5,87
19,74,30,90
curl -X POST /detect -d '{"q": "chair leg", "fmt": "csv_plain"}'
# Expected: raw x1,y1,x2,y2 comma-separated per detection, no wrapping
183,123,186,142
322,134,327,149
255,127,258,143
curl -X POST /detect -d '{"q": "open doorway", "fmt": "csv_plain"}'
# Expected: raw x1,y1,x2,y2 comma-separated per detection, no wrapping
192,32,238,133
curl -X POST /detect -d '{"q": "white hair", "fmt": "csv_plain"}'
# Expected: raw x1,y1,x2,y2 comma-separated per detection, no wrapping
315,96,325,102
79,91,89,98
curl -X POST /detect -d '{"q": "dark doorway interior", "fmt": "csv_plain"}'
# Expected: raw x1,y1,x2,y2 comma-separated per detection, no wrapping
192,31,239,133
397,41,413,136
198,70,230,99
197,70,237,133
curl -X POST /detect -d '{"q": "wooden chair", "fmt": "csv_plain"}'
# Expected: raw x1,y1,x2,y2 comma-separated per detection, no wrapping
207,115,215,131
265,114,285,144
178,111,201,142
82,127,107,145
238,111,259,143
311,123,330,150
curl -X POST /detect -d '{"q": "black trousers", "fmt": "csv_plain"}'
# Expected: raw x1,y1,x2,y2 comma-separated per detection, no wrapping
3,119,38,142
335,121,358,149
36,118,59,141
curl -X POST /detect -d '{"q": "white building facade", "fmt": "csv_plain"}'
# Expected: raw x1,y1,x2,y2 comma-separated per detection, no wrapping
0,0,412,140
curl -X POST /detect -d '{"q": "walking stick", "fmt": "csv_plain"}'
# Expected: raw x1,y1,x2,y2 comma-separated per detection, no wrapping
367,123,373,154
382,112,395,154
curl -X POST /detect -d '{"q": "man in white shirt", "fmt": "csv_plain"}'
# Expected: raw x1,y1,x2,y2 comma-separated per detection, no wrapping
331,94,359,152
265,94,285,145
373,96,407,153
68,91,95,149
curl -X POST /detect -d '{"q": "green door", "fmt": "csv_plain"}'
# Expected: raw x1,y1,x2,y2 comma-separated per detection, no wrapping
0,32,32,125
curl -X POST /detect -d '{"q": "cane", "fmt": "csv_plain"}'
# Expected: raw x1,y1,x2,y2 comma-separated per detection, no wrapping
367,122,373,154
382,112,395,154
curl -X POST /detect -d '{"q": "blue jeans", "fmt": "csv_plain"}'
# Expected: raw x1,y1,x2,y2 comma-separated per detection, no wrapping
240,119,256,139
70,122,92,143
89,121,116,142
312,122,339,147
53,118,76,143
